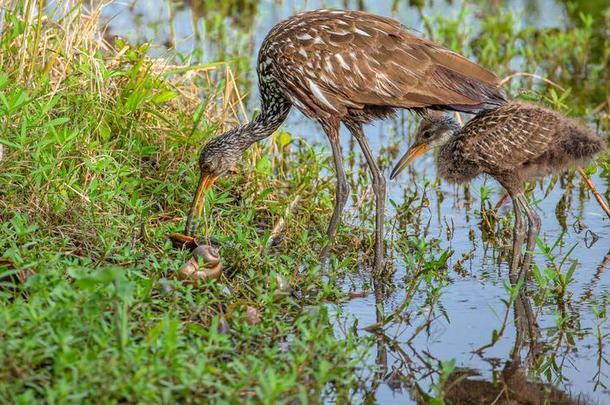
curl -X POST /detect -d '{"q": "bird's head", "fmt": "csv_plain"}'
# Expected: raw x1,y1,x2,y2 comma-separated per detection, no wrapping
198,131,243,178
390,111,460,180
185,127,249,237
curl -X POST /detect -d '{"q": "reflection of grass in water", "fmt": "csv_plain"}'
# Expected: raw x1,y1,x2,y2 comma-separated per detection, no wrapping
367,2,609,400
0,0,609,402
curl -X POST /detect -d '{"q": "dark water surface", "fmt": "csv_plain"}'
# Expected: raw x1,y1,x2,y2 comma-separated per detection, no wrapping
96,1,609,402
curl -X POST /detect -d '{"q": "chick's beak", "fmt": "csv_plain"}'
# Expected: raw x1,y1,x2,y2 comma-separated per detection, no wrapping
185,173,216,237
390,143,429,180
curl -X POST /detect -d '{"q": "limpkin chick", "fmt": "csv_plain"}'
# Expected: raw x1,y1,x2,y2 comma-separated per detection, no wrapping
391,102,607,277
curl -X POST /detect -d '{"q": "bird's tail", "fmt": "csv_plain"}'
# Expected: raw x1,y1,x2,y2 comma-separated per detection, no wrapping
431,64,507,113
561,126,607,162
423,46,508,114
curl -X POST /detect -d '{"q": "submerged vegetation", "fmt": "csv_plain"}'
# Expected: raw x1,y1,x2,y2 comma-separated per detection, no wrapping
0,0,609,403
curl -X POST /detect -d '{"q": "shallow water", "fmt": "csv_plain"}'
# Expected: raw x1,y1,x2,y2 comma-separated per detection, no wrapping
96,0,609,402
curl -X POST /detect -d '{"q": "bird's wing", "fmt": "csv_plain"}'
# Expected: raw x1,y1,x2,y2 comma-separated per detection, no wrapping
459,103,558,170
270,10,505,117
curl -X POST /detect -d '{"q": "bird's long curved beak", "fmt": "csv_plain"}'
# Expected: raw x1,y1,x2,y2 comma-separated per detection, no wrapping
185,173,216,237
390,143,429,180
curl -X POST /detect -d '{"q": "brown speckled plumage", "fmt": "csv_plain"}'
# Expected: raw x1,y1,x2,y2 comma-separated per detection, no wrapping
186,9,507,275
391,101,607,278
258,9,505,123
432,102,604,188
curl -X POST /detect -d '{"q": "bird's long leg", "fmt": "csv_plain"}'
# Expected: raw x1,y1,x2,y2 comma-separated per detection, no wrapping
345,121,386,276
517,194,541,278
320,120,350,267
509,192,527,283
511,289,540,367
512,291,527,362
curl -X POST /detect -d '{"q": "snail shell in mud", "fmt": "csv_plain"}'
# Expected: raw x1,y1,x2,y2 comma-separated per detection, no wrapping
178,244,222,283
192,245,221,267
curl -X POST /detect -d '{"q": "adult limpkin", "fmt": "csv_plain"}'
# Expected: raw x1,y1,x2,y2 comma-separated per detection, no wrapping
391,102,606,277
184,9,506,274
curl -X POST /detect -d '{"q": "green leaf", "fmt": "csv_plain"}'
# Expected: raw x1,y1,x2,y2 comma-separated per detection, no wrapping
565,262,577,284
277,131,291,148
0,138,22,150
442,359,456,375
0,73,8,90
146,320,164,343
255,155,272,175
152,90,178,105
44,117,70,128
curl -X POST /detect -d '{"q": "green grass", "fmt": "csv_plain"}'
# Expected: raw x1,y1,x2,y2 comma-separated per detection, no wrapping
0,2,369,402
1,0,609,403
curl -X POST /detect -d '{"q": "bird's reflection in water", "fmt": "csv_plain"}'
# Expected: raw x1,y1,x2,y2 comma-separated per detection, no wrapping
371,279,388,397
363,278,584,404
441,291,569,404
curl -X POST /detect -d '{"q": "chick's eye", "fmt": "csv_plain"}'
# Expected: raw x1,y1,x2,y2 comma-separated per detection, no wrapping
421,130,431,139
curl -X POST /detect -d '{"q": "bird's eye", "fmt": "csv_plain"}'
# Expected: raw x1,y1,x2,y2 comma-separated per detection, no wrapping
421,130,431,139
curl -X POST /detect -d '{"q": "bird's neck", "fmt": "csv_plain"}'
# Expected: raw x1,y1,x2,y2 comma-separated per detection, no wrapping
236,90,291,150
436,125,463,159
221,78,292,157
440,121,463,144
247,106,291,142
